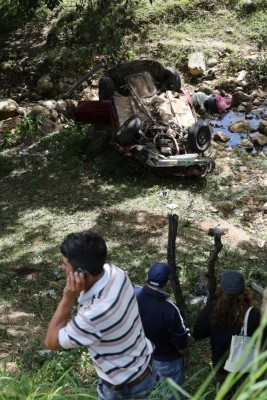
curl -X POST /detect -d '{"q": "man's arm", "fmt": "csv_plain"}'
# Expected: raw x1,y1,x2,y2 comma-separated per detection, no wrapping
45,271,84,350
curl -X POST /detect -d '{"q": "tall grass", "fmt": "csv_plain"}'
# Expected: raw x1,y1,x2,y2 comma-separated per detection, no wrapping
1,308,266,399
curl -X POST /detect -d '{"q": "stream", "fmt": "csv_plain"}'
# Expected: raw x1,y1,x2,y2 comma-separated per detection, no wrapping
209,108,267,153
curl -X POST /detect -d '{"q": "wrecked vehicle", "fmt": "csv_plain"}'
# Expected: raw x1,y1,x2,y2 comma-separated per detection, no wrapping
74,59,215,177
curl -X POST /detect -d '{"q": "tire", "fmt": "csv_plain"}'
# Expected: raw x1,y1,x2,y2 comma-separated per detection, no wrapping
188,121,211,153
85,123,111,154
117,115,142,145
162,66,181,92
99,77,114,100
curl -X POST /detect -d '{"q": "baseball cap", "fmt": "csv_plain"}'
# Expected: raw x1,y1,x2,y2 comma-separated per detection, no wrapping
220,270,245,294
147,262,173,288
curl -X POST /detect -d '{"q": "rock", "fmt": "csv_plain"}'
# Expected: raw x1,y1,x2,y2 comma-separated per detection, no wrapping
188,52,206,76
229,119,252,133
37,74,54,95
37,118,57,135
243,102,254,113
0,116,23,131
238,166,248,173
0,98,19,120
258,121,267,136
232,91,250,106
38,100,57,111
216,200,235,213
239,139,254,148
57,81,70,95
13,65,24,74
56,99,68,115
196,84,213,95
207,58,218,68
252,133,267,146
30,105,50,120
213,130,230,142
50,110,59,122
31,92,43,101
252,98,262,106
65,99,78,118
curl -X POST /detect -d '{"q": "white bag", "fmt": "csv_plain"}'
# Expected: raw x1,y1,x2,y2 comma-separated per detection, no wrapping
224,307,256,372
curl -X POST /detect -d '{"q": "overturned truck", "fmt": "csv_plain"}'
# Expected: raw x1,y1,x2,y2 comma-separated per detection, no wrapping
74,59,215,177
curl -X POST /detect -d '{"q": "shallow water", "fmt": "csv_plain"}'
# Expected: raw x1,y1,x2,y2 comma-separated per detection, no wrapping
209,109,267,153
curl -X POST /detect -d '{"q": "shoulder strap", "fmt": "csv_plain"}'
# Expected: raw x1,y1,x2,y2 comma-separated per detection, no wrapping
243,307,253,336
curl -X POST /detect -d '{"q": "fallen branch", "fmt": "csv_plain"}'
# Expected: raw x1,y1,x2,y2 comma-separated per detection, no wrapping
206,226,228,302
167,213,185,308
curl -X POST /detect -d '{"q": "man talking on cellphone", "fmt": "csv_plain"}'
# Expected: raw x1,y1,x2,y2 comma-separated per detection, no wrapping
45,230,156,400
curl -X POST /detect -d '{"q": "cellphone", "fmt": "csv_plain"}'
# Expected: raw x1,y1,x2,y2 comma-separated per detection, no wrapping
76,267,88,277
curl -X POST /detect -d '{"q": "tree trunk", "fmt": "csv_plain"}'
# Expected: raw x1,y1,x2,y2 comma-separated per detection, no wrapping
206,227,227,302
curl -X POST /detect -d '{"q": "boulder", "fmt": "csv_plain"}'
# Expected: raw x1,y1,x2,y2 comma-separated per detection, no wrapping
38,100,57,111
213,130,230,143
37,74,54,95
188,52,206,76
0,116,23,131
216,200,235,213
258,121,267,136
229,119,252,133
0,99,19,120
252,133,267,146
55,99,68,116
30,105,50,120
239,138,254,148
207,57,218,68
232,91,250,106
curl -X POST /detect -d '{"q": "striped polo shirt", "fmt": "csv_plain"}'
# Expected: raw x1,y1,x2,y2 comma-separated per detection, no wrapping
58,264,153,385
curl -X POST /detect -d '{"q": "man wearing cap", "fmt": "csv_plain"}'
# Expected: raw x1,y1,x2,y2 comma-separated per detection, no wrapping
135,262,190,399
193,269,261,390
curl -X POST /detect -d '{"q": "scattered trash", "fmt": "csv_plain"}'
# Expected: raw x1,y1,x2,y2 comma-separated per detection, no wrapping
38,289,57,299
159,190,169,199
53,271,63,281
18,149,29,157
192,92,232,113
234,209,244,217
186,295,207,305
236,70,247,82
37,349,52,355
166,203,178,210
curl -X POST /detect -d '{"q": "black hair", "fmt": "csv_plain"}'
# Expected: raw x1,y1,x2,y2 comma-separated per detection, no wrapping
60,230,107,276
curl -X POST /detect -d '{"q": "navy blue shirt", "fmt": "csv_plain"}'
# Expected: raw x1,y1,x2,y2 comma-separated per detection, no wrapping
135,285,190,361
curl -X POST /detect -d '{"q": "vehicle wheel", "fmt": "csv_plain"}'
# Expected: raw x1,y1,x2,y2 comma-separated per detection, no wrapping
85,123,112,154
188,121,211,153
117,115,142,145
162,67,181,92
99,77,114,100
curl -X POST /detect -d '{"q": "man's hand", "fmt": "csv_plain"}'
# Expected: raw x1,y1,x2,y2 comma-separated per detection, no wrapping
63,271,86,300
45,271,85,350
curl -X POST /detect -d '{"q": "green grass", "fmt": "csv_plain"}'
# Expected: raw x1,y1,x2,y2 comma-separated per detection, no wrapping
0,0,267,396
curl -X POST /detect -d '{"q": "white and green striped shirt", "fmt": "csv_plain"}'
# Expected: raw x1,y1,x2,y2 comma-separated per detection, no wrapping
59,263,153,385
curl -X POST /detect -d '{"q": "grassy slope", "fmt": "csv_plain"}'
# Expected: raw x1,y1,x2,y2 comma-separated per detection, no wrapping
0,0,267,398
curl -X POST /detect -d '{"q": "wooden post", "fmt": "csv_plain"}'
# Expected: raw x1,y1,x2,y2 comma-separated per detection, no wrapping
167,213,185,308
206,226,228,302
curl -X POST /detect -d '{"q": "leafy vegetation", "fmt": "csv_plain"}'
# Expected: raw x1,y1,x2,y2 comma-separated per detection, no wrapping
0,0,266,399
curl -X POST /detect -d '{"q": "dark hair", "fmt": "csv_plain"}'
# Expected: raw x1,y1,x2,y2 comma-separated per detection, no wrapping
60,230,107,276
212,288,253,328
